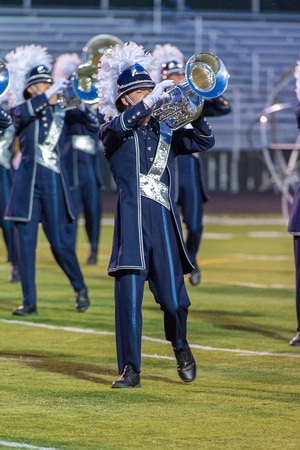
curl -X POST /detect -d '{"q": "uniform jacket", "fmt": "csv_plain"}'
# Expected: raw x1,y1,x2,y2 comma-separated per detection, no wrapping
0,106,14,176
0,106,12,131
175,95,232,204
100,100,215,275
62,107,103,190
288,102,300,234
4,93,90,222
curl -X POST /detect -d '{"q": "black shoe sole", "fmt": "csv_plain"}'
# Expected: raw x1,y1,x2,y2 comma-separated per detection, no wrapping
111,382,142,389
12,310,38,316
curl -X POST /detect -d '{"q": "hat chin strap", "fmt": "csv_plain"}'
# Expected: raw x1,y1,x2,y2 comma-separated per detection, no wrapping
125,94,136,106
31,85,42,96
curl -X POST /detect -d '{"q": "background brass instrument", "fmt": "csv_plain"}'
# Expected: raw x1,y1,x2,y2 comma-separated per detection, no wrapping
71,34,124,104
0,58,10,97
57,34,124,109
82,33,124,66
152,52,229,130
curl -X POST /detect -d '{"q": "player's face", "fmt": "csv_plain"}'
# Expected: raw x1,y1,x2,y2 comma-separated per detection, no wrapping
27,82,52,97
127,87,154,104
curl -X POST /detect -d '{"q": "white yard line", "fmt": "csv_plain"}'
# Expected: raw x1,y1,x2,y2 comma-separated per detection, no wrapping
0,441,60,450
83,216,287,227
0,319,299,359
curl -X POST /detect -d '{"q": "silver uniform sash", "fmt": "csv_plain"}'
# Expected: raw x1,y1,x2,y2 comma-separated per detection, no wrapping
36,108,65,174
0,124,14,170
72,135,96,155
139,122,173,210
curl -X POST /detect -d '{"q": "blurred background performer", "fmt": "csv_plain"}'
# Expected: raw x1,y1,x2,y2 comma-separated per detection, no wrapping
53,53,103,265
98,41,215,388
0,94,20,283
288,57,300,346
151,43,231,286
5,45,90,316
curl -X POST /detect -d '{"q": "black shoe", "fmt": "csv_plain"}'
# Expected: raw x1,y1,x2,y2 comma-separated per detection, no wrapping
86,249,98,265
112,365,141,389
12,304,37,316
189,265,201,286
173,344,197,382
75,287,90,312
9,264,20,283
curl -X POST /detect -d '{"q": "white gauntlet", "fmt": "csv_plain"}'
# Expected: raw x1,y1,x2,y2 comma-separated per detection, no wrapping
143,79,174,108
45,78,70,100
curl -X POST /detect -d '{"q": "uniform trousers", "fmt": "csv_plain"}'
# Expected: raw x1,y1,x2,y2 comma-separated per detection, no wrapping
293,236,300,331
114,197,190,374
0,166,17,264
15,164,85,305
72,151,102,252
176,155,204,266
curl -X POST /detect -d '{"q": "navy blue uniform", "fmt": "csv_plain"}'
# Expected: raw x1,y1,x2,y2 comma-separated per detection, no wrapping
0,107,17,266
5,93,89,307
100,100,214,373
288,102,300,332
175,95,231,268
62,107,102,259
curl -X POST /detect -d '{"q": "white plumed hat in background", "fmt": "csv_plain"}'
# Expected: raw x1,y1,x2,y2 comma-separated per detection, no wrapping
150,43,185,84
5,44,53,108
52,53,82,81
295,57,300,102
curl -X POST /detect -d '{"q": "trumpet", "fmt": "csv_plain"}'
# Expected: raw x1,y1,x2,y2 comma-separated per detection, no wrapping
0,58,10,97
152,52,229,130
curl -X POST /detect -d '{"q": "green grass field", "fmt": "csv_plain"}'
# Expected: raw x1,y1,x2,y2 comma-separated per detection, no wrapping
0,213,299,450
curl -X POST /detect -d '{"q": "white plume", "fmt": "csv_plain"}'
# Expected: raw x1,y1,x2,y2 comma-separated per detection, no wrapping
295,58,300,102
150,43,184,84
96,41,157,120
52,53,82,81
5,44,53,108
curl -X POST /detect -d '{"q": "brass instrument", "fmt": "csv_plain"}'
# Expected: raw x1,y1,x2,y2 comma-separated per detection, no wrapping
72,34,124,104
152,52,229,130
0,58,10,97
57,34,124,109
82,34,124,66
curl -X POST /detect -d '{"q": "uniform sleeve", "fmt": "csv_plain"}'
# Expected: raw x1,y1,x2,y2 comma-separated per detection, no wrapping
296,103,300,130
99,100,150,158
202,95,232,117
171,115,215,156
0,106,12,136
11,93,50,133
65,107,100,132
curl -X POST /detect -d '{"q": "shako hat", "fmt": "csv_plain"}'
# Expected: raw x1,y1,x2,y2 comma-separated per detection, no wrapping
96,41,157,120
5,44,53,108
115,63,155,112
23,65,53,100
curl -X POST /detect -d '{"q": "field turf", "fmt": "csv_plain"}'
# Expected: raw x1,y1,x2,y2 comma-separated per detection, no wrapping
0,213,299,449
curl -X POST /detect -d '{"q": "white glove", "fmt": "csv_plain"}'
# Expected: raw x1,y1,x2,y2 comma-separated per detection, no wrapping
143,79,174,108
45,78,70,100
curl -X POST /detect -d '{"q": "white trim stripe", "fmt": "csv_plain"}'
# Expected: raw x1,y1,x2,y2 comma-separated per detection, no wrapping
0,441,59,449
0,319,299,358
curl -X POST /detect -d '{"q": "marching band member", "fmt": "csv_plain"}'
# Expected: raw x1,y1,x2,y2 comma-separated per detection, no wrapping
53,53,103,265
97,41,215,388
289,58,300,346
5,45,90,316
151,44,231,286
0,96,19,282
